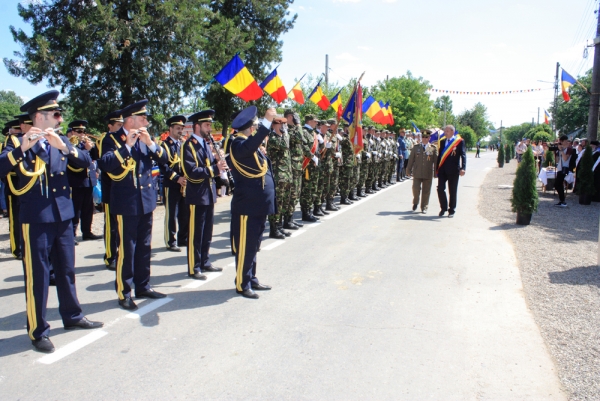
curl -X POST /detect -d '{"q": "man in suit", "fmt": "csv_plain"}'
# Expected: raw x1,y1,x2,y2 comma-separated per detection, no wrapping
99,110,124,270
0,90,103,353
67,120,102,243
98,99,168,310
436,125,466,218
224,106,276,299
160,115,189,252
406,130,438,213
180,110,226,279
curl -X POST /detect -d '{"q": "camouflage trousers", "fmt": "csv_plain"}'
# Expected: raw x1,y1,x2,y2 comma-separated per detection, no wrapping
300,164,318,210
313,164,325,206
366,160,376,188
339,165,354,197
288,168,302,217
269,180,293,225
327,166,340,200
370,162,380,187
352,164,360,190
358,162,369,190
379,161,388,185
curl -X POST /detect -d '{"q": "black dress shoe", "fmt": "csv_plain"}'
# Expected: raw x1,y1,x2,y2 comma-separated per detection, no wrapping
251,283,272,291
439,210,446,217
74,240,79,246
82,233,103,240
202,265,223,273
118,298,138,310
15,254,23,260
64,317,104,330
167,245,181,252
236,289,259,299
107,260,116,271
412,204,418,211
189,272,208,280
448,212,455,218
136,289,167,299
32,336,55,353
49,277,56,286
422,206,428,214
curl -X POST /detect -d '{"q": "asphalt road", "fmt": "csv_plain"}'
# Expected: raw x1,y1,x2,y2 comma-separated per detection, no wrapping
0,151,565,400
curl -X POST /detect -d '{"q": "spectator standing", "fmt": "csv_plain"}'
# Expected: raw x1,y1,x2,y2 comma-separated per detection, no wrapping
554,135,577,207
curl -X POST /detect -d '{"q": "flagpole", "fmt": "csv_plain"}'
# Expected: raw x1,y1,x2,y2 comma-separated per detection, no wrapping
286,73,307,97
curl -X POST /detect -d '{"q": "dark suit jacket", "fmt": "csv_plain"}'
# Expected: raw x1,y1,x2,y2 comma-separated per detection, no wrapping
225,124,276,216
436,136,467,174
97,127,167,216
0,135,91,223
160,136,185,191
67,141,98,188
181,135,217,206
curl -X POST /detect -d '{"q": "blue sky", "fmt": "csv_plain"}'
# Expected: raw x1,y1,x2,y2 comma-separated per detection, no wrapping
0,0,596,128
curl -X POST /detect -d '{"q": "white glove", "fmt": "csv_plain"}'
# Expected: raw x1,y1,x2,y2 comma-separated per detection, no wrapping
335,152,341,158
372,151,378,156
369,139,374,145
312,155,319,166
317,134,324,144
336,134,343,140
325,142,332,148
356,154,361,160
366,153,371,158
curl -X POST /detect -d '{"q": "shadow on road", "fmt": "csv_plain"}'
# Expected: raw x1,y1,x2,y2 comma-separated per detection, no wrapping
548,265,600,287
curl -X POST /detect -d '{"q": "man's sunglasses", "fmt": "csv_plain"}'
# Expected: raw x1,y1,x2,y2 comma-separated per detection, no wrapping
43,111,62,119
73,129,85,134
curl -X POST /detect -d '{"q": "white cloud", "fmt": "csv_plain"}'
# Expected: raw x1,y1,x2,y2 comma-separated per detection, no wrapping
357,46,371,51
335,52,359,61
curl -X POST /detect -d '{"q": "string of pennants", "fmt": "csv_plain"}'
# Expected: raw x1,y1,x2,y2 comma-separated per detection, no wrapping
428,88,546,95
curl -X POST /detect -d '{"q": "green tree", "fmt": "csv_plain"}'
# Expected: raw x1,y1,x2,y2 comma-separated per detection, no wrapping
503,122,533,144
505,144,511,163
456,102,492,140
554,69,592,137
0,90,24,143
543,150,555,167
498,144,504,167
204,0,297,134
511,147,538,214
433,95,455,127
532,131,553,143
369,71,436,131
456,125,476,150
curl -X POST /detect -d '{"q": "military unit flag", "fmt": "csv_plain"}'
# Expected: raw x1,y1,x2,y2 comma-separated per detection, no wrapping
214,54,263,102
330,90,343,120
561,69,577,102
260,68,287,104
309,80,331,111
342,84,364,154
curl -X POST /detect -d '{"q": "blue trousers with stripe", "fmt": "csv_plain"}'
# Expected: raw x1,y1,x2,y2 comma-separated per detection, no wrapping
22,220,83,340
164,187,189,248
231,214,265,292
187,204,213,275
115,213,152,299
103,203,118,265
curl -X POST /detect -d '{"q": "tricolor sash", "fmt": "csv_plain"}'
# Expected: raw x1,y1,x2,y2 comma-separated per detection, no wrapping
302,134,319,170
437,135,463,173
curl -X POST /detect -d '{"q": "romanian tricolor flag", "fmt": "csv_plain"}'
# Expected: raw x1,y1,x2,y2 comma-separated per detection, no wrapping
362,96,384,124
561,69,576,102
385,102,394,125
214,54,263,102
342,84,364,155
330,90,343,120
288,75,306,105
309,80,331,111
544,109,550,125
260,68,287,104
379,100,391,125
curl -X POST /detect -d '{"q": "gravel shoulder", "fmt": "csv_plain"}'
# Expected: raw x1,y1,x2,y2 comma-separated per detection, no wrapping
479,159,600,401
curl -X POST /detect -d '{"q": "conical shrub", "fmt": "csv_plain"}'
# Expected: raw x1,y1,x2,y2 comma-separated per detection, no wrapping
511,146,538,214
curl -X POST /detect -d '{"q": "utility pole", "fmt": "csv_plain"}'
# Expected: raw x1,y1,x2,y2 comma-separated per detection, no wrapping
537,107,540,125
553,62,560,138
588,3,600,142
325,54,329,87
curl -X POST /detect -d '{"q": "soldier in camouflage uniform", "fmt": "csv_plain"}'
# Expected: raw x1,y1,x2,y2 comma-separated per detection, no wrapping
338,127,355,205
312,120,328,217
284,110,304,229
357,129,369,197
388,132,399,184
300,114,320,222
267,116,294,239
379,131,390,188
370,131,381,191
350,129,361,201
365,127,376,193
325,119,341,211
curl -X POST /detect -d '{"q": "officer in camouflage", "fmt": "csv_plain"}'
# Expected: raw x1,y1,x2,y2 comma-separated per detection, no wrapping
284,110,304,229
267,116,294,239
314,120,330,216
357,128,370,198
325,119,341,211
300,114,320,222
338,125,355,205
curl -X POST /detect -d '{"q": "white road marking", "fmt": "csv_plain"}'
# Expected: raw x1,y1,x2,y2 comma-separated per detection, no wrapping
182,272,224,289
126,297,174,319
262,240,286,251
38,330,109,365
